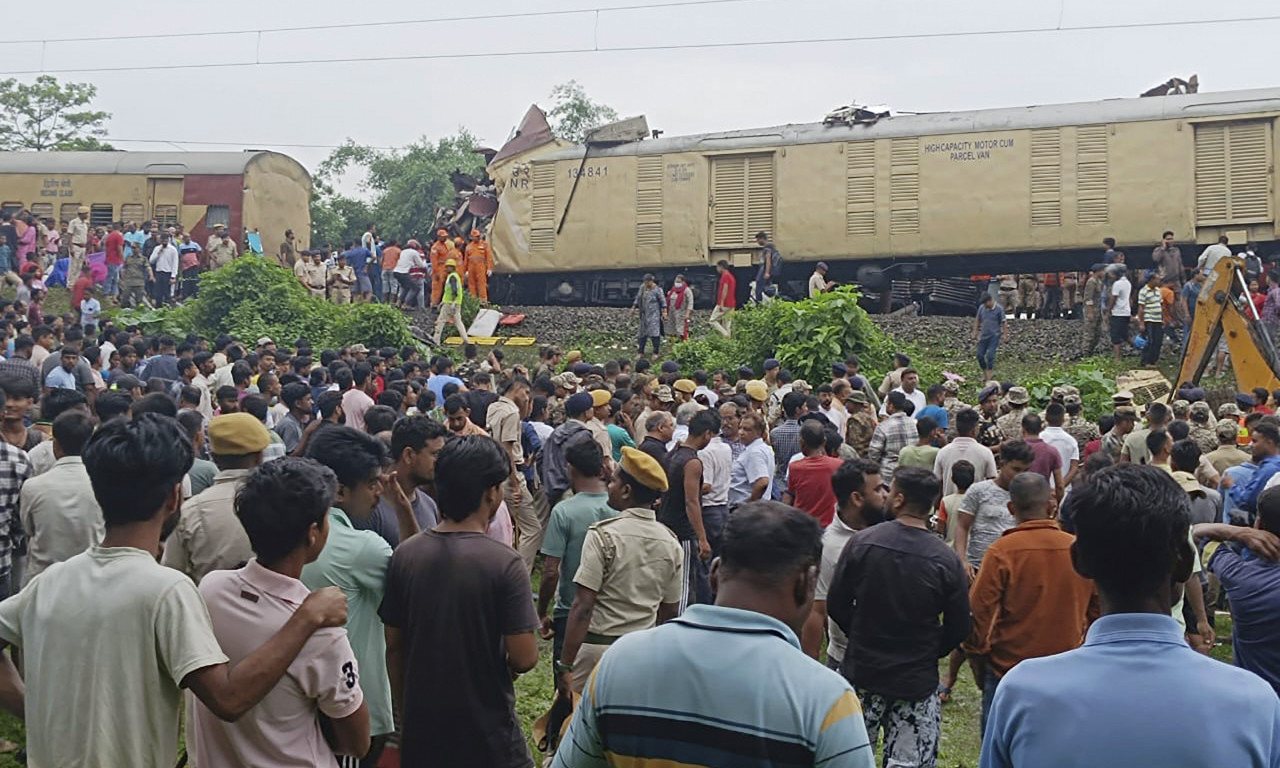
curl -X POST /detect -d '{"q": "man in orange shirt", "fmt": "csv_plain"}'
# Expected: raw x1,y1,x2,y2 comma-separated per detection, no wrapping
428,230,450,306
463,229,492,302
380,238,402,304
963,472,1098,736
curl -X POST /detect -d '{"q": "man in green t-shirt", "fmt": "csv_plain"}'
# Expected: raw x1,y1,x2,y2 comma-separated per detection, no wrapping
537,439,617,667
432,259,471,345
897,416,943,471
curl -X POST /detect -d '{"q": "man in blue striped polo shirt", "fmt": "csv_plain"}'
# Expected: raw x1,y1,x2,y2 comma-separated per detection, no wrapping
552,501,874,768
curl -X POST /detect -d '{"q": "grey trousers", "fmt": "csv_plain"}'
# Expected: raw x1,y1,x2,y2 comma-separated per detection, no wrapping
856,687,941,768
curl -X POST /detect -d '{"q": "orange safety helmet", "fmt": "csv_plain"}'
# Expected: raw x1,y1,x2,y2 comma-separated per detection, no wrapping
470,229,481,239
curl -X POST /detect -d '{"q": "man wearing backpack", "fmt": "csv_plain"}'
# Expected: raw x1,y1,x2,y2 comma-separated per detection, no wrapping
755,231,782,303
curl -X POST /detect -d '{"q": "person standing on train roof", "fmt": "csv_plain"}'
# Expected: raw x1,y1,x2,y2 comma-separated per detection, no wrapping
429,230,450,307
67,206,89,279
710,259,736,338
464,229,492,303
754,231,781,303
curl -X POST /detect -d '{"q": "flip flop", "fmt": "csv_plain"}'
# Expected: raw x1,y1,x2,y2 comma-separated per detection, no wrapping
937,683,953,703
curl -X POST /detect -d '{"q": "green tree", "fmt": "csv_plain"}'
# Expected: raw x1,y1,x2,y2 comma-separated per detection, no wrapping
310,178,374,249
313,131,484,240
547,80,618,143
0,75,111,151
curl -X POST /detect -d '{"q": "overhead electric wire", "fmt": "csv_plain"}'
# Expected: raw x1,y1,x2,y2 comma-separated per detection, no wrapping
0,12,1277,76
0,0,771,45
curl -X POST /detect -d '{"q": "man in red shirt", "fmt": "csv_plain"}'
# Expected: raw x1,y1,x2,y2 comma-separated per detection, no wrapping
71,263,93,312
785,421,844,526
710,259,736,338
103,222,124,303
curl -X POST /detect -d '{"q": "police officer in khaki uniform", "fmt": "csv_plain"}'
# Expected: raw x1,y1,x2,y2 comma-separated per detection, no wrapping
67,206,90,279
1082,264,1106,353
557,446,682,694
205,223,237,270
161,413,269,583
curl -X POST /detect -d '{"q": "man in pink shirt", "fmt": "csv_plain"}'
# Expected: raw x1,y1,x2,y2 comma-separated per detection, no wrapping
340,364,377,433
189,457,371,767
784,421,844,526
1020,413,1065,501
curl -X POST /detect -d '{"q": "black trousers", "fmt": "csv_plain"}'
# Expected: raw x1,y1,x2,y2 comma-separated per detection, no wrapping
1142,322,1164,365
153,271,173,305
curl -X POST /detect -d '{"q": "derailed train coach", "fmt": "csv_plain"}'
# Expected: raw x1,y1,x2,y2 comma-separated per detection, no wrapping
486,87,1280,308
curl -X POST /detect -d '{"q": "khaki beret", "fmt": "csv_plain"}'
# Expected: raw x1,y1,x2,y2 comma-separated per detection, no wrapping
589,388,611,408
745,380,768,402
619,446,668,492
208,413,271,455
672,378,696,395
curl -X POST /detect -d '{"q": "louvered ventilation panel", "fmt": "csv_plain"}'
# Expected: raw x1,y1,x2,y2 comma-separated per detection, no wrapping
889,137,920,235
846,141,876,237
1227,122,1272,222
1030,129,1062,227
1195,125,1228,224
635,156,664,248
711,154,774,247
530,161,557,252
1076,125,1109,225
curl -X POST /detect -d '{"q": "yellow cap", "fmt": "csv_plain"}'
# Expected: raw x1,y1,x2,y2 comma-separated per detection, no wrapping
445,258,457,268
619,446,669,492
208,413,271,455
565,350,583,364
745,380,768,402
590,389,612,408
672,378,696,395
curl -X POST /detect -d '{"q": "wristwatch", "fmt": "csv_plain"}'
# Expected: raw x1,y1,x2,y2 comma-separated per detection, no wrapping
554,660,574,676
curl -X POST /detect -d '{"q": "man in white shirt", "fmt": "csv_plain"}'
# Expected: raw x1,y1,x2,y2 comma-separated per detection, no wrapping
19,411,102,583
809,261,835,298
933,408,997,497
881,368,927,417
148,233,179,306
189,457,370,767
0,413,349,768
1040,403,1081,487
693,370,719,408
698,408,732,557
805,458,887,665
1197,235,1233,276
1109,265,1133,362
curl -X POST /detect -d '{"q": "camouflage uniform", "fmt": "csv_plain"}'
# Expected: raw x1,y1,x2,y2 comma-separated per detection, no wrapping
1189,424,1219,455
455,359,481,384
546,396,567,427
996,406,1028,443
1100,429,1126,461
943,396,971,438
1017,274,1039,318
1064,415,1101,453
846,411,878,456
977,414,1004,449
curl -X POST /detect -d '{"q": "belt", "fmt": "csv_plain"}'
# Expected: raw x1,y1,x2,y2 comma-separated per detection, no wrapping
584,632,622,646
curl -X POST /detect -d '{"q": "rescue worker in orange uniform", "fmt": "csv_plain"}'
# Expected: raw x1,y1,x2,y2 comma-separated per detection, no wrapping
429,229,450,306
464,229,493,302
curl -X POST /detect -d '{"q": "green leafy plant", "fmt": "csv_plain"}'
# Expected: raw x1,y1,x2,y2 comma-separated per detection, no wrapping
674,287,895,382
105,256,412,350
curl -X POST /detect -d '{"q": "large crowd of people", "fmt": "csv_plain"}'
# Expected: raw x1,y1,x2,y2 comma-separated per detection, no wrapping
0,292,1266,768
0,214,1278,767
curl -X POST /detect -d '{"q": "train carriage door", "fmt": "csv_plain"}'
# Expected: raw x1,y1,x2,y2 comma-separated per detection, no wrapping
710,153,775,256
147,177,183,228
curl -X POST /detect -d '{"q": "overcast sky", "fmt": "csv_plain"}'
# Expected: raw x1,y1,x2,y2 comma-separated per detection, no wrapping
2,0,1275,195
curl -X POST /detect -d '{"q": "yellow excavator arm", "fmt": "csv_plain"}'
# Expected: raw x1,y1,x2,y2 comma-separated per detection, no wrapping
1176,256,1280,394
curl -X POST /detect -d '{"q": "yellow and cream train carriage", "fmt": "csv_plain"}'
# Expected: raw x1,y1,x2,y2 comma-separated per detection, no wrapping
487,88,1279,306
0,151,311,251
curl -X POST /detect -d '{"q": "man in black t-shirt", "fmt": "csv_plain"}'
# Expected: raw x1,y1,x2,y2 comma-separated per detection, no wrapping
660,409,719,611
380,435,539,768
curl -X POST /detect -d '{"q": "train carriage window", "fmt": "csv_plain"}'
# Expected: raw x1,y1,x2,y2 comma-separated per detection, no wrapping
59,203,80,224
154,205,178,229
90,204,113,228
1,203,22,216
120,204,144,225
205,205,230,229
29,203,52,222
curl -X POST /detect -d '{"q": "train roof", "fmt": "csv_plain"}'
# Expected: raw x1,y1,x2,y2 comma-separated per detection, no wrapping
0,150,307,177
537,87,1280,161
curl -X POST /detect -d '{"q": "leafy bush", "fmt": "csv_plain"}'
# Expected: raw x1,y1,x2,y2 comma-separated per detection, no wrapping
104,255,413,350
1021,364,1116,420
674,287,894,382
